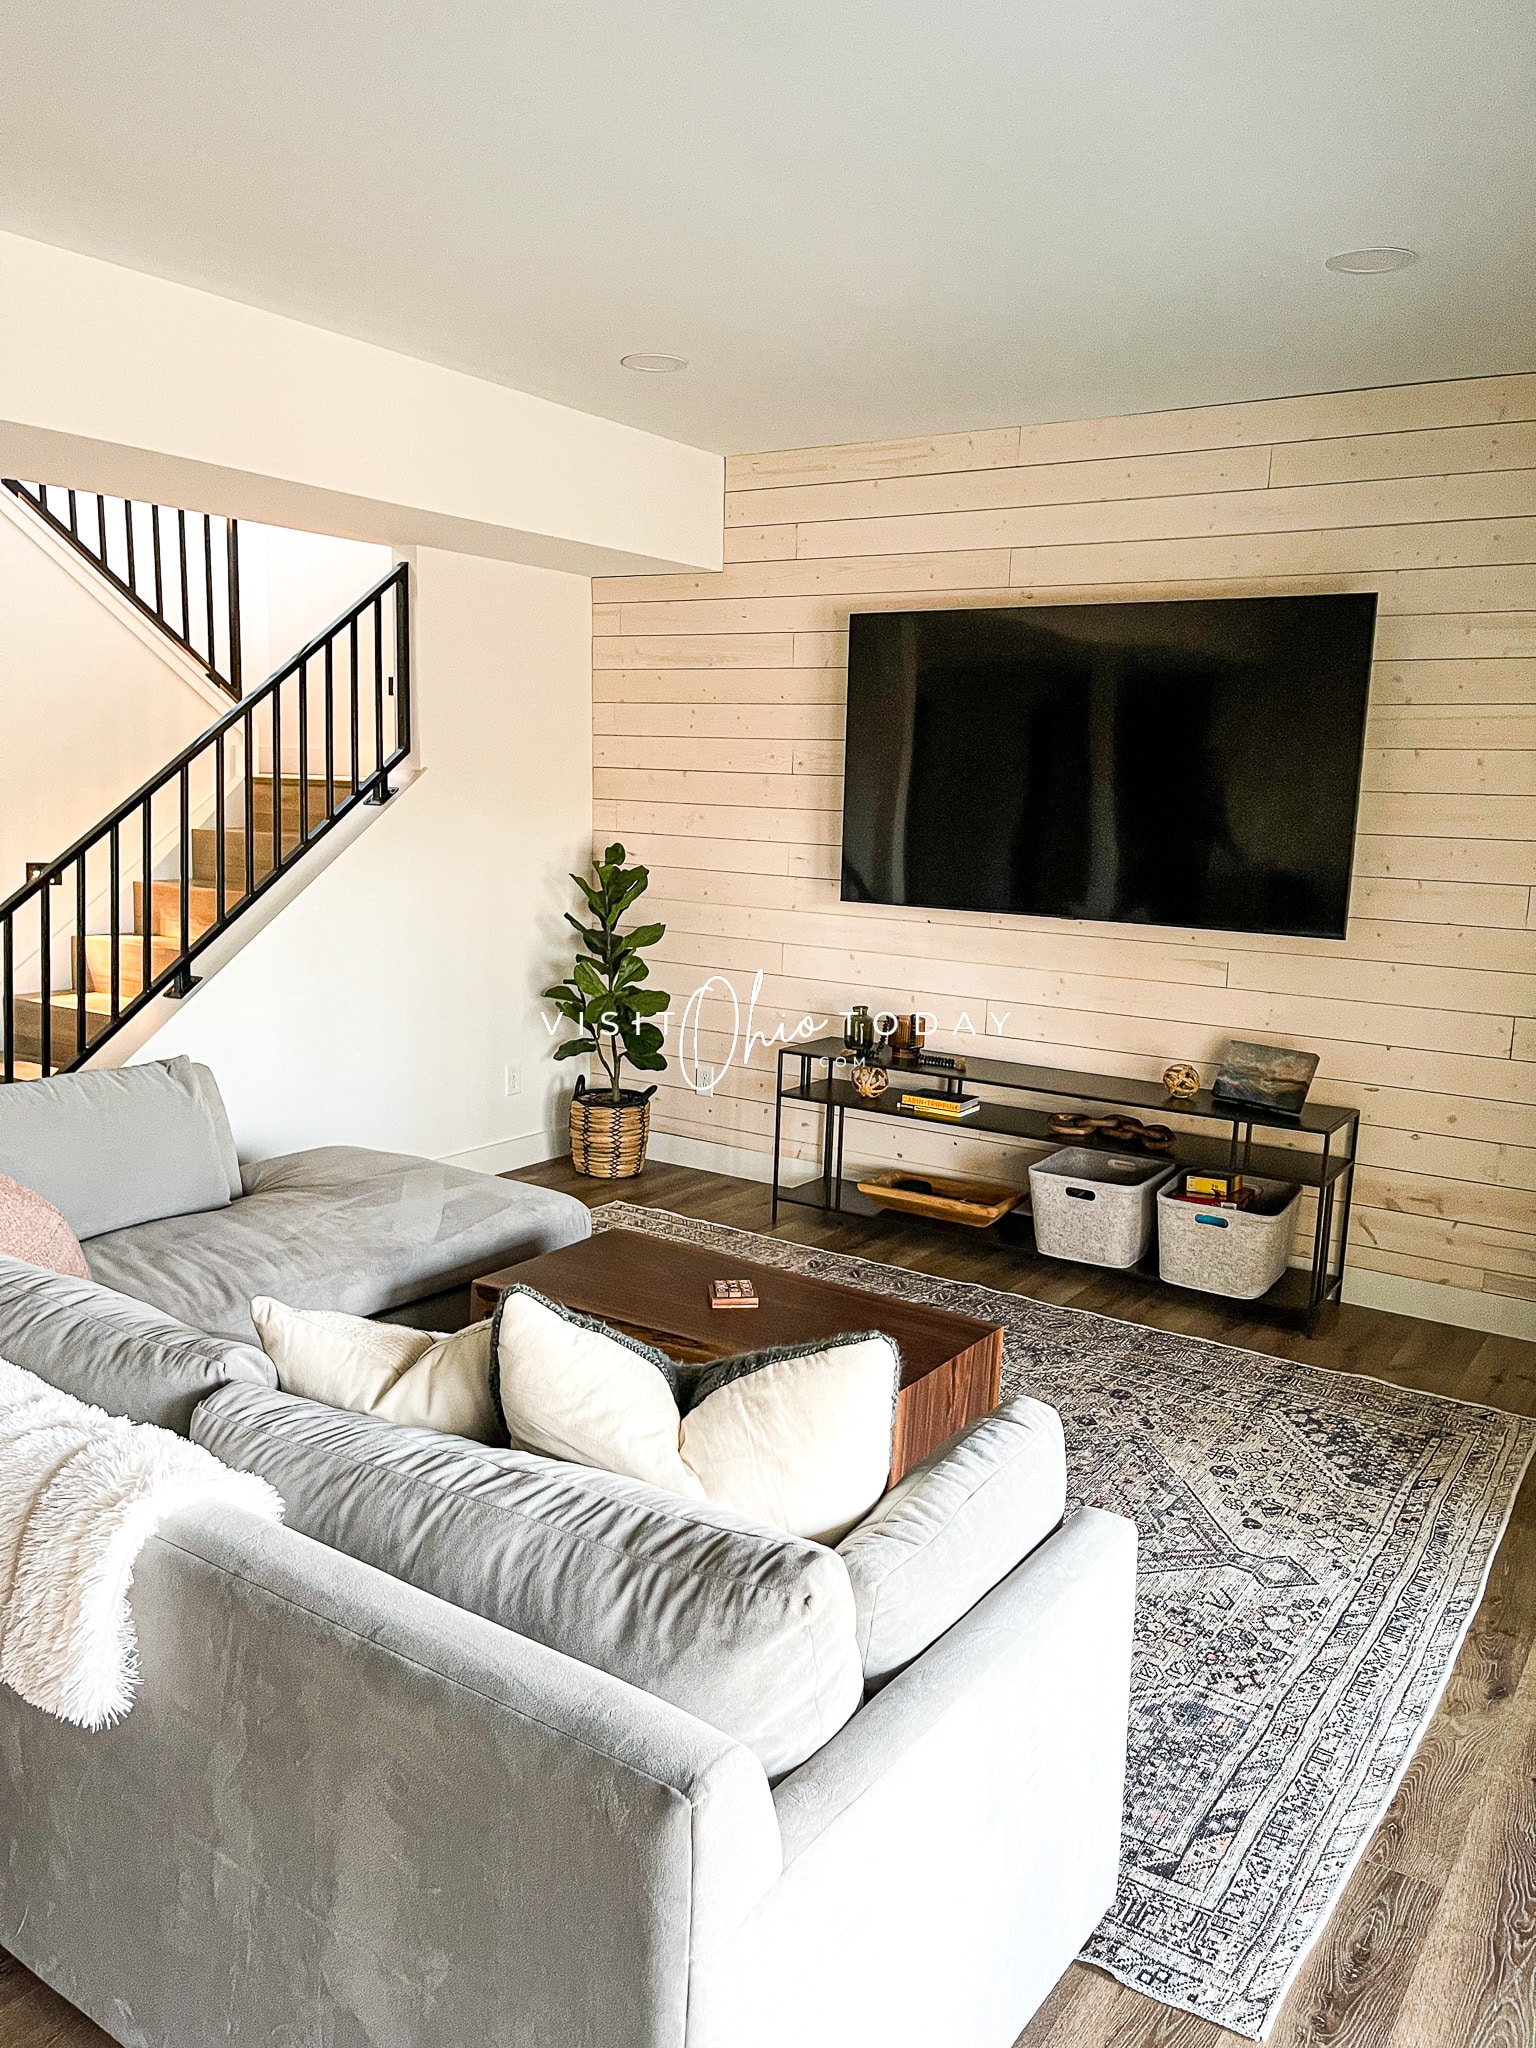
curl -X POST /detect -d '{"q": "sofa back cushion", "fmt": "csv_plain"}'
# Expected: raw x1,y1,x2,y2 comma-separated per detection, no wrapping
0,1058,241,1241
193,1381,864,1776
0,1253,275,1434
837,1396,1067,1685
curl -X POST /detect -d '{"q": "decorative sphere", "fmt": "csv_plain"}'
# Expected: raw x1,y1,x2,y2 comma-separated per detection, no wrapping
1163,1062,1201,1100
853,1063,889,1099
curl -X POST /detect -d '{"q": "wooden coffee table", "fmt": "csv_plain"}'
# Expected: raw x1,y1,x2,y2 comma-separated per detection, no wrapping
471,1227,1003,1487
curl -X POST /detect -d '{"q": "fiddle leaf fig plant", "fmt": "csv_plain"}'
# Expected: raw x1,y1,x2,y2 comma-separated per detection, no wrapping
543,843,670,1105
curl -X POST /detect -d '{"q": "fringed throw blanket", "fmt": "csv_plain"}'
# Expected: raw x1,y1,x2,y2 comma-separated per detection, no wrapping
0,1356,282,1728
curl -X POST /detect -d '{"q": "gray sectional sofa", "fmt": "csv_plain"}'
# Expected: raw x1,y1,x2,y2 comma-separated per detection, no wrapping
0,1059,1138,2048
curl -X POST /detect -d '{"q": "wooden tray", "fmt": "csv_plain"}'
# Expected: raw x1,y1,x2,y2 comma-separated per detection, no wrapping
855,1169,1024,1228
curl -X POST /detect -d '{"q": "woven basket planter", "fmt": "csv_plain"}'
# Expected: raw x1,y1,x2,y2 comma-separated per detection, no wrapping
569,1085,652,1179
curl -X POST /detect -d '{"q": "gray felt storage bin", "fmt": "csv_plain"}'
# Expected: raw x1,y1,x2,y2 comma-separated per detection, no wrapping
1156,1175,1301,1300
1028,1149,1179,1269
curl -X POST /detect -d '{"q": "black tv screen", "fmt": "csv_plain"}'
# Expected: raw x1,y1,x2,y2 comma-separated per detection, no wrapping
840,594,1376,940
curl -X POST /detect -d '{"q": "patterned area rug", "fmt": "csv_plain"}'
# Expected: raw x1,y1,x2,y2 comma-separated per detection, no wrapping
592,1204,1536,2040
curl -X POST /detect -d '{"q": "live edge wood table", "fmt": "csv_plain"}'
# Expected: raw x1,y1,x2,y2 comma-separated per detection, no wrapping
470,1226,1003,1488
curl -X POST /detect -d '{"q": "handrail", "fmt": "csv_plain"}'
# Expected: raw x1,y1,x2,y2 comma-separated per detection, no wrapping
1,480,243,698
1,562,410,1081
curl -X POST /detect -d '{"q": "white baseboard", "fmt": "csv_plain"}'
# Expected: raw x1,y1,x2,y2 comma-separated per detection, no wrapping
646,1128,820,1188
643,1128,1536,1341
1340,1265,1536,1341
439,1127,567,1175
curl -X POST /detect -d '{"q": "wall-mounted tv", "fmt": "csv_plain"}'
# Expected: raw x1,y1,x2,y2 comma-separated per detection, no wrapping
840,593,1376,941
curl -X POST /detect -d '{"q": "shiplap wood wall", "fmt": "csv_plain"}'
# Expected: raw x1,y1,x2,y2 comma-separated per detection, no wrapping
592,372,1536,1323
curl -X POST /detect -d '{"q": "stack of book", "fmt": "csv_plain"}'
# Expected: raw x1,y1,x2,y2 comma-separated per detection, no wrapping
896,1090,982,1122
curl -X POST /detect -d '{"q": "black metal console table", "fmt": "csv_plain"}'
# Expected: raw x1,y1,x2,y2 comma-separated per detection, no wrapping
770,1037,1359,1332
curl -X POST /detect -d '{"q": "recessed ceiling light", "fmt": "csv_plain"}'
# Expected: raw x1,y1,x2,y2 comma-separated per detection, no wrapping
1325,247,1418,275
620,352,688,372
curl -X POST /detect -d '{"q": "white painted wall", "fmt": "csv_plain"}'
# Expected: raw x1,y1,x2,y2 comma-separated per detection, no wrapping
0,230,723,576
237,523,393,686
0,491,226,899
137,548,592,1167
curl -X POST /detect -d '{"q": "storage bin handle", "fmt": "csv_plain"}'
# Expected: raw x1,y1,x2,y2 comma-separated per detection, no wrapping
1065,1187,1097,1201
1194,1213,1229,1228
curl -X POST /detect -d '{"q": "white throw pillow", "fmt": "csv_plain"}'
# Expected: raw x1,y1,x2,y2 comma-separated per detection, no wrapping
490,1288,705,1499
489,1288,900,1540
250,1296,501,1443
680,1334,900,1543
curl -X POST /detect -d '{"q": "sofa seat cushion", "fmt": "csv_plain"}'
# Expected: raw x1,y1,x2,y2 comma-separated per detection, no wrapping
0,1252,275,1434
837,1397,1066,1685
83,1147,591,1342
193,1381,864,1777
0,1058,240,1241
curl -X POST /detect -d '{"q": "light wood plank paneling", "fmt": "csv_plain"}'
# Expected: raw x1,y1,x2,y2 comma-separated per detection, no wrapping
600,372,1536,1312
1271,420,1536,489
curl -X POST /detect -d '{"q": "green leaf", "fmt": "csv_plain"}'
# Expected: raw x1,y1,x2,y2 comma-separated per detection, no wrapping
603,843,626,867
554,1038,597,1060
623,921,666,950
626,988,669,1016
626,1049,668,1072
572,957,606,1001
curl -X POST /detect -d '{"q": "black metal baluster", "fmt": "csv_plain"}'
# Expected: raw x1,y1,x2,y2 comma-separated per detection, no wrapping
243,708,256,901
2,915,12,1083
215,732,227,922
226,520,242,699
394,568,411,756
178,764,191,976
123,500,136,597
75,855,88,1060
142,801,153,1003
349,617,360,800
66,488,77,539
203,513,216,673
39,880,51,1078
324,638,335,815
177,508,190,645
109,823,121,1021
372,597,387,798
152,504,164,618
298,659,310,845
95,494,108,570
271,677,282,872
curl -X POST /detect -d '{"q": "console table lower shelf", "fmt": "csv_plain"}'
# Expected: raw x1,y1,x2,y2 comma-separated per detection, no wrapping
770,1040,1360,1335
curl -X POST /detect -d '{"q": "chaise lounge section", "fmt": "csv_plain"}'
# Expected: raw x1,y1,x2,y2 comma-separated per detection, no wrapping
0,1057,591,1338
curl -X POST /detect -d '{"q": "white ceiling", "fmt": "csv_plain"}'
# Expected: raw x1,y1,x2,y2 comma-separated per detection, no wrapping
1,2,1532,455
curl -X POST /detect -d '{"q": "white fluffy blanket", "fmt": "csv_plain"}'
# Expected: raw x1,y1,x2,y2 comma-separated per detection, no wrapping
0,1356,282,1729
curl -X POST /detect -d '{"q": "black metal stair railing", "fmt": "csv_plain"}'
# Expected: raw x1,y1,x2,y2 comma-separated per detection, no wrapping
1,479,243,698
1,563,410,1082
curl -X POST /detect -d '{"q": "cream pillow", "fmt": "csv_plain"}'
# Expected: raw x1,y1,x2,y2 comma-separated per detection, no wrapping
490,1288,899,1541
250,1297,501,1443
681,1334,900,1543
490,1287,705,1498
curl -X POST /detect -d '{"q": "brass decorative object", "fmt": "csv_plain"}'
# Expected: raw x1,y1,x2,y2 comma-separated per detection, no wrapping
1163,1062,1201,1100
852,1061,889,1100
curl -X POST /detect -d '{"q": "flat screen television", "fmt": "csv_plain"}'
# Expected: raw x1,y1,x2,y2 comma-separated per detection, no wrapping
840,593,1376,940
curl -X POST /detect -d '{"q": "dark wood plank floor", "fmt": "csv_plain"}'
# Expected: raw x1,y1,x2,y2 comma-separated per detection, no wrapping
5,1154,1533,2048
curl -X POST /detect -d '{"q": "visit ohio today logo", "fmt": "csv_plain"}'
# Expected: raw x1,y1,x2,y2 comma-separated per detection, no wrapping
541,969,1014,1093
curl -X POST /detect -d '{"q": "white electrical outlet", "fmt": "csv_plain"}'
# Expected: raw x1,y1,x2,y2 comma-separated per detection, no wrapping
504,1063,522,1097
695,1063,715,1094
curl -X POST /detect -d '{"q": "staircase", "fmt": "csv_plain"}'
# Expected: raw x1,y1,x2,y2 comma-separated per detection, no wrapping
2,560,409,1082
2,480,243,698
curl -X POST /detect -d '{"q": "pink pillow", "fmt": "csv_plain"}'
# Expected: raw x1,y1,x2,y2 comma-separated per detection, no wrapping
0,1173,91,1280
